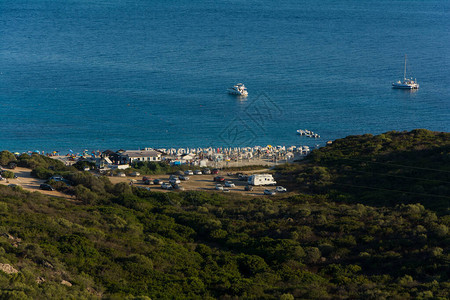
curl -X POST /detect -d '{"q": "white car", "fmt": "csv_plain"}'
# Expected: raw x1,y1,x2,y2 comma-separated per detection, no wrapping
215,184,224,191
276,186,287,193
224,181,235,188
169,178,181,185
194,170,203,175
223,188,230,193
185,170,194,175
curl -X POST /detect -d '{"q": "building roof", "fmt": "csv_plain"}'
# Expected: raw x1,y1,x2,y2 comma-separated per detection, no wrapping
102,149,118,156
102,150,121,159
121,150,162,158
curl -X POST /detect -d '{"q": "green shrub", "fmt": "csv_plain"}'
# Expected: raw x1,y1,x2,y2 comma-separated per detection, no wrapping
1,170,15,179
0,151,17,166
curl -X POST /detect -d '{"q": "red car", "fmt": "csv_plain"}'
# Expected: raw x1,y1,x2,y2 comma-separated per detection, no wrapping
213,176,225,182
211,169,219,174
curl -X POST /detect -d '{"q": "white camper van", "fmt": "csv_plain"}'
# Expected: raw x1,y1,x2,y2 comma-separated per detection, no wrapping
247,174,277,186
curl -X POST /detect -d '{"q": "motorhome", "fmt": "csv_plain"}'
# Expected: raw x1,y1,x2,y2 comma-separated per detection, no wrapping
247,174,277,186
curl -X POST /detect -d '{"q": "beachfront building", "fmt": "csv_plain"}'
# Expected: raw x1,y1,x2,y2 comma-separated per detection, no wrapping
199,159,209,167
119,149,164,164
179,153,196,161
101,150,122,165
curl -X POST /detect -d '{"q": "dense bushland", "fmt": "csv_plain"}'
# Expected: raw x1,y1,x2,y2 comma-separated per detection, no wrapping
276,129,450,213
0,130,448,299
0,186,448,299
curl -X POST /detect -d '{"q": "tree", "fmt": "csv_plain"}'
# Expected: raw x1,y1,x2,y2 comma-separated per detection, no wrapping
1,170,15,179
74,185,98,204
0,151,17,166
305,247,321,263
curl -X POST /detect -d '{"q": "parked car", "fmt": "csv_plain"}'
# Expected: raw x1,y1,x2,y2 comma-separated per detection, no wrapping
223,188,230,193
169,174,178,180
203,168,211,175
213,176,225,182
238,174,249,181
179,175,190,181
244,185,254,191
49,175,64,181
184,170,194,175
144,179,154,185
137,186,151,191
161,183,173,190
264,189,276,195
211,169,219,175
172,184,185,191
169,178,181,185
194,170,202,175
215,184,224,191
117,172,126,177
8,184,18,188
40,183,54,191
224,181,235,188
276,186,287,193
153,179,162,185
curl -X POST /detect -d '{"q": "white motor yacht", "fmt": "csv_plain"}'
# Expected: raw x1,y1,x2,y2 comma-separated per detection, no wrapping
227,83,248,96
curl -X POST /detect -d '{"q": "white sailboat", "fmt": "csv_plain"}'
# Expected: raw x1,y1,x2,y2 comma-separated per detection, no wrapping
392,55,419,89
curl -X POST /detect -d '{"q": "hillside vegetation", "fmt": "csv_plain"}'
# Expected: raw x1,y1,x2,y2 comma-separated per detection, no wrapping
0,129,448,299
276,129,450,213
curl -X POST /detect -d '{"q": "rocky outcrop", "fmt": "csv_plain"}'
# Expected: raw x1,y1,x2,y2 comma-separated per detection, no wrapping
36,276,46,284
0,263,19,274
61,280,72,287
2,232,22,247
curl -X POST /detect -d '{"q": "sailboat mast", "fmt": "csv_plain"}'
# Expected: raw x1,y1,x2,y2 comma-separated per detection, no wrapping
404,54,407,80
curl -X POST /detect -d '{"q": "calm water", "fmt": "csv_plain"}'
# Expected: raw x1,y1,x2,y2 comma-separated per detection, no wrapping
1,0,449,153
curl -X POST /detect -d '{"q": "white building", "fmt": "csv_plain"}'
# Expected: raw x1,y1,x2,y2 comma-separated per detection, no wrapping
119,150,163,164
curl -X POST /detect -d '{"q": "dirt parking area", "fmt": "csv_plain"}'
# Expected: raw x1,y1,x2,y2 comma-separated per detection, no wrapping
108,170,280,196
0,167,71,199
1,167,284,198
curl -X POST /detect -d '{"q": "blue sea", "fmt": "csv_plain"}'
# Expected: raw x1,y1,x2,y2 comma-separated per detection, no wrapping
1,0,449,153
